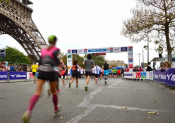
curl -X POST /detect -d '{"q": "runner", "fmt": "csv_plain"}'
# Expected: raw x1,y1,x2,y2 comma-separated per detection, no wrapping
22,35,63,123
61,60,66,86
109,68,112,79
31,62,38,83
117,69,121,78
69,60,79,88
80,68,84,79
103,61,109,85
82,54,95,91
113,68,117,78
93,63,100,83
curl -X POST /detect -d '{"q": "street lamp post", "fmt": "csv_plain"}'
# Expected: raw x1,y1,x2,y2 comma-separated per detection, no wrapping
137,53,141,66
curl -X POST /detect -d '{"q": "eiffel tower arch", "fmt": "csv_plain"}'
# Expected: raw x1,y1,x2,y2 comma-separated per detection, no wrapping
0,0,47,62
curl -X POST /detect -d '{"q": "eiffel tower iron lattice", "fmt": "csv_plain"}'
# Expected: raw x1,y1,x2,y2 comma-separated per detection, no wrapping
0,0,47,62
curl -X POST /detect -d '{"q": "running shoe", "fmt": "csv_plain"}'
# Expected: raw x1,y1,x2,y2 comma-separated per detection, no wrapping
54,111,58,117
105,81,107,85
69,83,71,88
54,105,61,116
57,89,61,93
47,89,51,96
76,85,79,88
57,105,62,112
85,86,88,91
22,110,30,123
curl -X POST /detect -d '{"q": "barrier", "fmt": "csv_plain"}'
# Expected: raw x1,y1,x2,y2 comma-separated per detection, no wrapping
124,71,152,80
0,72,33,82
153,68,175,86
124,68,175,87
0,72,8,80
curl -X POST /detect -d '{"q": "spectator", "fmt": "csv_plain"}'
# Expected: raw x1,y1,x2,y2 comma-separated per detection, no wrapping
10,64,14,71
14,64,17,71
153,61,156,70
160,62,165,72
7,65,10,72
138,66,143,71
146,62,152,71
164,61,172,69
2,66,6,72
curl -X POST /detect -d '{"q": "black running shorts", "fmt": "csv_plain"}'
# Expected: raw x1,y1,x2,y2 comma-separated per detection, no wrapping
85,71,92,76
72,71,78,78
38,71,58,82
95,74,99,78
32,72,36,76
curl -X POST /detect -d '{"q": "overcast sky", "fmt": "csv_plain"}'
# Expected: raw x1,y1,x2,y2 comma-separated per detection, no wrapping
0,0,162,66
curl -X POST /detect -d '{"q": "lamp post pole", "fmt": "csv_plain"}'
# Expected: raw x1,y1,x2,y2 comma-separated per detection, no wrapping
137,53,141,66
147,40,149,63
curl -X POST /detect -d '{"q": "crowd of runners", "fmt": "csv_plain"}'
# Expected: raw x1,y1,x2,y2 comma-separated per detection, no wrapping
22,35,126,123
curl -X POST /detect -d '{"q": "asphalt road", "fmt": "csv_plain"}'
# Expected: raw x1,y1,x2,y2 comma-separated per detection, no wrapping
0,78,175,123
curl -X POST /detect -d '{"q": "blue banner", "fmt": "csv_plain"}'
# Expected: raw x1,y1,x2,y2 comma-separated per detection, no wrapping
88,49,107,53
153,68,175,86
0,72,8,80
9,72,27,80
166,68,175,86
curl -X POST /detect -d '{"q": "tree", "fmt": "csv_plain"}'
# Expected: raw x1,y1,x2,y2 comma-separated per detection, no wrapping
0,46,31,64
0,0,10,4
59,52,67,65
122,0,175,64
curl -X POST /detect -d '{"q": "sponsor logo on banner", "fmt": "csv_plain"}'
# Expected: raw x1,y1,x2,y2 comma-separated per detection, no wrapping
27,72,33,80
84,49,87,53
128,53,133,55
0,72,8,80
129,46,133,51
129,64,133,68
68,50,71,54
88,49,107,52
124,73,133,76
167,73,175,81
141,72,146,78
114,48,120,52
135,72,141,78
107,48,110,52
9,72,27,80
128,58,133,62
68,55,71,58
72,50,77,54
78,49,83,54
110,47,113,52
121,47,127,51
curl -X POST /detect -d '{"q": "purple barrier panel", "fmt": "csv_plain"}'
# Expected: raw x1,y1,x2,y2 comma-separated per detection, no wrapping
153,70,160,81
0,72,8,80
166,68,175,86
9,72,27,80
158,70,167,83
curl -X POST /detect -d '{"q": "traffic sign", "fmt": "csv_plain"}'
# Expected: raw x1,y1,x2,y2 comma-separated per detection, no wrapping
0,49,6,57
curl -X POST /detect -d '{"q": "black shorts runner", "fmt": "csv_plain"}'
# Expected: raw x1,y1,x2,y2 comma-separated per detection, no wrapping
32,72,36,76
72,71,78,78
95,74,99,78
38,71,57,82
85,71,92,76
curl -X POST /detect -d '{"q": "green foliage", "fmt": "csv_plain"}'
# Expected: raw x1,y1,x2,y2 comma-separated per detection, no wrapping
0,0,10,5
122,0,175,63
125,63,128,67
0,46,31,64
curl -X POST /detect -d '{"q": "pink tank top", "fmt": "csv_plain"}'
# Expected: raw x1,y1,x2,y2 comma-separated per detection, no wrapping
41,47,60,59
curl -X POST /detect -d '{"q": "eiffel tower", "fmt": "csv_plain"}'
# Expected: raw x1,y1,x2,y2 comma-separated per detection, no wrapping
0,0,47,62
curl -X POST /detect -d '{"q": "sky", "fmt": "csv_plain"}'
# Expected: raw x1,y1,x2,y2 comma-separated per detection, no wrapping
0,0,162,66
